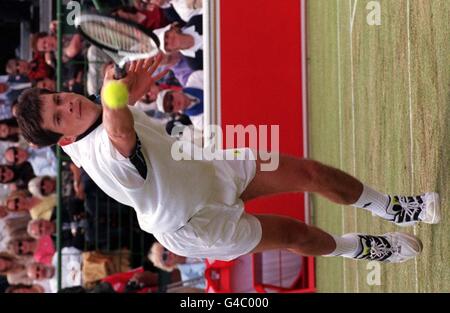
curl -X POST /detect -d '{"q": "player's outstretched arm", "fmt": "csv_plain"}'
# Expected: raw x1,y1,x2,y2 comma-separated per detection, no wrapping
101,54,168,157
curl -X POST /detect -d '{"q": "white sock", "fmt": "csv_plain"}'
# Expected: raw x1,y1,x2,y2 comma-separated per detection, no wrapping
351,184,392,220
324,234,361,258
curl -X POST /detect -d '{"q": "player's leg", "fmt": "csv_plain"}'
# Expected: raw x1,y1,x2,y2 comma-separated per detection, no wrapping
241,155,362,204
240,153,440,226
251,214,423,263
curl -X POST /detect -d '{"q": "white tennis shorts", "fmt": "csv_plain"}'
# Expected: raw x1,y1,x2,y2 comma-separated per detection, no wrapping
154,148,262,261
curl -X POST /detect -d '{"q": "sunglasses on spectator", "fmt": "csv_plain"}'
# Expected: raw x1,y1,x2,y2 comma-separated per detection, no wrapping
40,179,48,195
8,198,20,211
9,147,19,164
162,248,170,262
163,93,174,113
15,241,25,255
13,61,21,75
33,265,43,280
0,168,7,182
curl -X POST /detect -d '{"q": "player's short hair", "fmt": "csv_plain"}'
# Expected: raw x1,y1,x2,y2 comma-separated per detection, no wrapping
16,88,62,147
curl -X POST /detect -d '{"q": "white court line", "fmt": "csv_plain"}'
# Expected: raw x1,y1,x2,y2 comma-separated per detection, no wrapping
336,0,347,293
349,0,359,292
350,0,359,32
406,0,420,293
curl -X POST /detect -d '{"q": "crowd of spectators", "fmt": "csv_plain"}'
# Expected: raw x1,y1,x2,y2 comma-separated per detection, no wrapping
1,0,206,293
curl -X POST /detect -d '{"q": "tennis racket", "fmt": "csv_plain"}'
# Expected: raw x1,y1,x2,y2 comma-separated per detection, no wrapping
74,13,161,79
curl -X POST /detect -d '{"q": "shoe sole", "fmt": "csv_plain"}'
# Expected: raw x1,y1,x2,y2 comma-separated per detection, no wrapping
383,232,423,263
395,192,440,227
393,232,423,254
422,192,441,224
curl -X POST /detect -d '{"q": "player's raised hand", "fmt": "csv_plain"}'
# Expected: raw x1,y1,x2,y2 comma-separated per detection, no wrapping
103,53,170,106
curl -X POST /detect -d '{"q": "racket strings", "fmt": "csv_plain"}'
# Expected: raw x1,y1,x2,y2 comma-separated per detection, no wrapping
80,19,153,53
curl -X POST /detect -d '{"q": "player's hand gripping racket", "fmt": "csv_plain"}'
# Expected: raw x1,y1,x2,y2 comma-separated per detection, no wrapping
74,13,161,79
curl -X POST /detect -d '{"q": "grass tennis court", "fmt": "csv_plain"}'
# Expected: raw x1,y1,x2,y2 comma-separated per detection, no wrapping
307,0,449,292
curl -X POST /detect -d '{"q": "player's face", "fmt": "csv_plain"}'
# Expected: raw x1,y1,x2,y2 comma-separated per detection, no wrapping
40,93,102,140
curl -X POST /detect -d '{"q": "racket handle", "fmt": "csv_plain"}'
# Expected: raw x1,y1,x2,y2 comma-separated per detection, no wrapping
114,64,126,79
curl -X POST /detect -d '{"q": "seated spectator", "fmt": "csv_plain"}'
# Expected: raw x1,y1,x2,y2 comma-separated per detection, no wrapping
0,163,36,190
5,55,54,81
32,31,84,64
32,32,85,95
0,252,33,285
134,82,181,119
0,80,32,110
112,6,169,30
153,15,203,71
35,77,84,95
28,176,56,198
7,235,55,266
7,238,37,258
0,118,21,143
146,0,202,22
156,84,203,130
27,212,86,251
26,247,82,293
157,52,193,87
5,283,45,293
27,219,55,239
0,214,31,252
6,190,56,221
4,146,57,176
32,235,55,265
148,242,205,289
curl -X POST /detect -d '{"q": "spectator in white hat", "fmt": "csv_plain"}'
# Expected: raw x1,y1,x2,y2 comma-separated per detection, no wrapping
156,85,203,131
153,14,203,71
28,176,56,199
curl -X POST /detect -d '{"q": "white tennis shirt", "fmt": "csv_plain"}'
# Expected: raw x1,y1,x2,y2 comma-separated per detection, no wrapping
62,107,243,234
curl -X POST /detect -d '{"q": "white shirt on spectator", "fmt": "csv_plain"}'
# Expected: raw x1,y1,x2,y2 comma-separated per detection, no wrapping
161,0,203,22
185,70,203,89
27,146,58,176
49,247,83,293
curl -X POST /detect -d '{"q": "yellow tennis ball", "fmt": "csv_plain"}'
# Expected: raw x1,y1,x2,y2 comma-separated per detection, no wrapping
103,81,129,109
